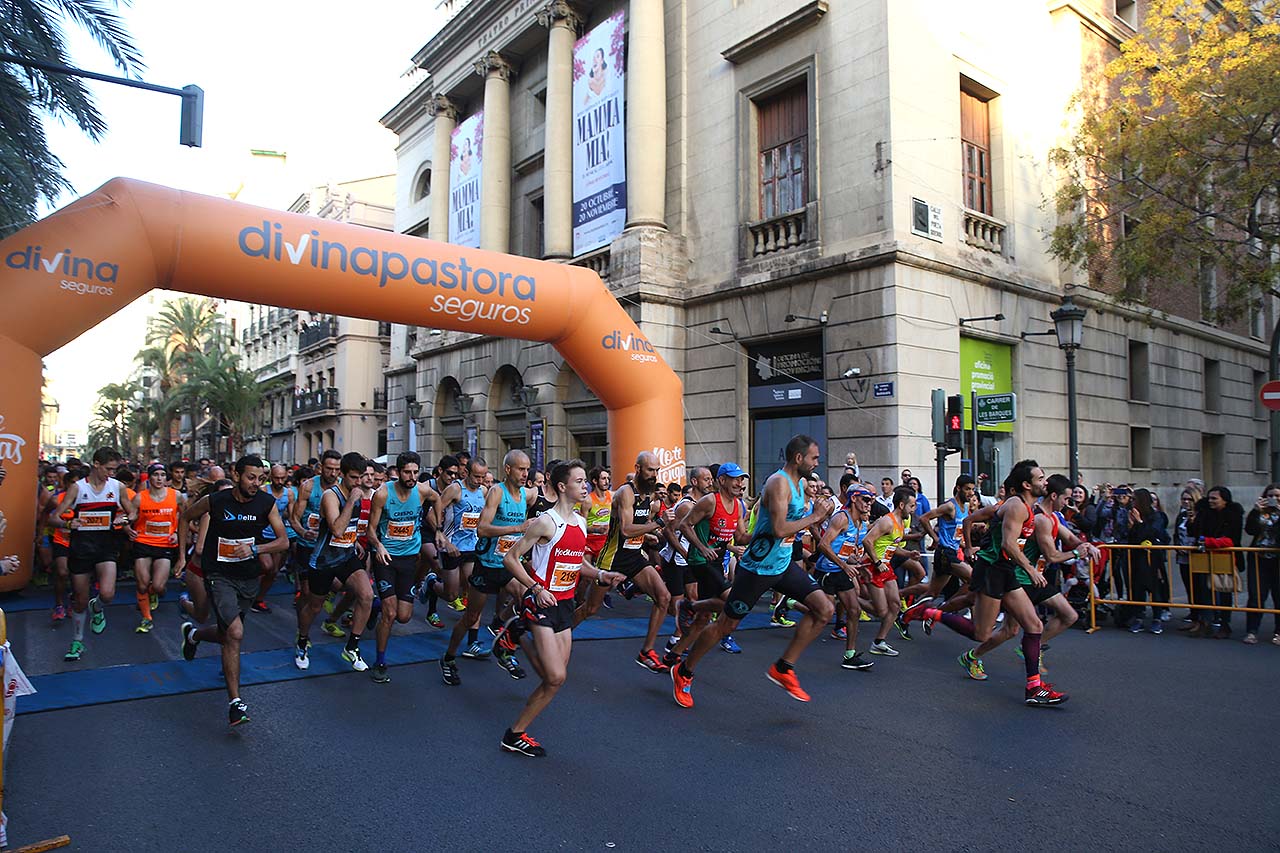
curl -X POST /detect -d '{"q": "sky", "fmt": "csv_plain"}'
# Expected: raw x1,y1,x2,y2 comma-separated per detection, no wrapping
38,0,445,436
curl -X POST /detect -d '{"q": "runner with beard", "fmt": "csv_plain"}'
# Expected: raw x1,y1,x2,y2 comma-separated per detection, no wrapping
289,451,342,615
669,435,834,708
583,451,671,672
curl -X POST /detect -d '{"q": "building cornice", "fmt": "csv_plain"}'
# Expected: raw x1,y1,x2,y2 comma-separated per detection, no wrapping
381,76,436,134
722,0,828,64
412,0,544,80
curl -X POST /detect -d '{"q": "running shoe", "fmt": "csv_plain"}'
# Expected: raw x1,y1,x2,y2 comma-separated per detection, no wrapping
424,611,443,628
320,620,346,639
958,651,987,680
370,663,391,684
765,663,810,702
922,609,937,636
719,635,742,654
1025,682,1068,706
636,649,670,673
1128,620,1143,634
677,599,695,633
64,640,84,662
493,622,519,654
251,600,271,614
494,649,526,679
841,651,874,671
341,646,369,672
870,639,899,656
771,597,792,624
771,613,797,628
89,597,106,634
136,618,153,634
294,638,311,670
339,611,354,629
52,604,67,623
858,611,871,622
500,729,546,757
440,657,461,686
894,615,913,641
601,593,614,610
1243,633,1258,645
228,699,250,727
619,581,638,600
448,596,467,612
1149,621,1163,635
671,662,694,708
665,635,681,654
181,622,199,661
461,640,490,660
323,595,337,615
831,625,847,640
149,592,159,612
901,597,933,625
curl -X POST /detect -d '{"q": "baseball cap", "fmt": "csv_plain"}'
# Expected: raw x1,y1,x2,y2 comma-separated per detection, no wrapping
718,462,747,479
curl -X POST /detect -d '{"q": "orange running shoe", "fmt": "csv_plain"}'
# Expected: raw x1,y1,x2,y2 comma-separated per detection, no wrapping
670,661,694,708
766,663,810,702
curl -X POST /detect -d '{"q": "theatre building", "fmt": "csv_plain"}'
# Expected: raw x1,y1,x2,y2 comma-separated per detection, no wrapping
381,0,1271,501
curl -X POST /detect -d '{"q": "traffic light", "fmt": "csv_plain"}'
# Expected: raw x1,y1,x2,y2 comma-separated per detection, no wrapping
945,394,964,451
931,389,945,444
180,85,204,147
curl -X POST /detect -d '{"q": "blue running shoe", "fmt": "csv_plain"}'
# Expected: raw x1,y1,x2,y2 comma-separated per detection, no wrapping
719,635,742,654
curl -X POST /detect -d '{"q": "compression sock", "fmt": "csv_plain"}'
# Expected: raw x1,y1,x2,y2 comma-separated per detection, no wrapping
72,608,86,641
774,658,793,673
376,649,386,666
1021,631,1042,681
345,631,361,652
426,589,438,614
137,591,152,620
931,610,976,639
467,627,479,644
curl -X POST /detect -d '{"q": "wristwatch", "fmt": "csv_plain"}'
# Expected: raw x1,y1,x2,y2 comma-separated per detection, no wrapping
250,543,259,557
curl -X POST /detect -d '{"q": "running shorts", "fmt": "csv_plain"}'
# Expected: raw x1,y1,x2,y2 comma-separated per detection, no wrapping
691,560,727,599
204,573,257,631
868,563,897,589
52,542,70,561
375,554,418,602
523,593,575,633
442,549,477,572
663,557,693,598
933,545,962,576
306,554,364,596
724,562,820,620
819,570,856,595
468,562,513,594
132,542,178,562
978,558,1020,599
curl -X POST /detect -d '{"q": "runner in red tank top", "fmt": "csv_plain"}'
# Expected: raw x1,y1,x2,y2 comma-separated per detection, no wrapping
497,459,627,758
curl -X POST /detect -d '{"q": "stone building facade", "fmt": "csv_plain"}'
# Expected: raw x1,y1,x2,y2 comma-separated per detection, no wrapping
380,0,1273,505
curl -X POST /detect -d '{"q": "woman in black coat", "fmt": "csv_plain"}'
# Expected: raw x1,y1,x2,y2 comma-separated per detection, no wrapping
1125,488,1170,632
1189,486,1244,638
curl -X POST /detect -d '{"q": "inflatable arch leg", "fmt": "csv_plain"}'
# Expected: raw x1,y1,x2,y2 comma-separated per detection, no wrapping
0,178,686,592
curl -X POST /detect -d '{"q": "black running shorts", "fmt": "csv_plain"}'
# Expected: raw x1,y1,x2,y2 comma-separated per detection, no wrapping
375,554,418,602
691,560,727,599
306,554,364,596
724,562,820,620
523,593,575,633
979,559,1021,599
468,562,513,594
664,557,694,597
819,570,856,595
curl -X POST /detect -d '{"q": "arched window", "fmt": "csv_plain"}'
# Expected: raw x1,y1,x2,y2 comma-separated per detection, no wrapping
413,166,432,202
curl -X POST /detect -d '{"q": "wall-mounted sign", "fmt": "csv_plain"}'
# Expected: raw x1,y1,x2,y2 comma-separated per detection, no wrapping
873,381,894,398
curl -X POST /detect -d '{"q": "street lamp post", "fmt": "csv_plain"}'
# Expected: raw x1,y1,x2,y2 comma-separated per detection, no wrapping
1050,294,1087,486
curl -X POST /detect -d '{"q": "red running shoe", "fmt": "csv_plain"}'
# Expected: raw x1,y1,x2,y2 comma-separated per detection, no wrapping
1025,681,1068,706
766,663,811,702
636,649,670,673
670,662,694,708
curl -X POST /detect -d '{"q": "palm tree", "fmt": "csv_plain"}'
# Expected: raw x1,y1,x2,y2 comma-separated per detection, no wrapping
147,297,219,458
184,337,273,456
0,1,144,236
135,343,181,457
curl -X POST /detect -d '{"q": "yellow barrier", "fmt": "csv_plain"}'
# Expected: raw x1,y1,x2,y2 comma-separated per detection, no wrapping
1085,544,1280,634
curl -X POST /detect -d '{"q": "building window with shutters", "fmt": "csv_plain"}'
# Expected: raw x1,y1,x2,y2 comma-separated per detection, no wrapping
757,82,808,220
960,88,992,215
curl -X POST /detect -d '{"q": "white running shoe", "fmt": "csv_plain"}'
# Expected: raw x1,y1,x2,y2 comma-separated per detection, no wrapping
342,646,369,672
294,639,311,671
870,639,899,656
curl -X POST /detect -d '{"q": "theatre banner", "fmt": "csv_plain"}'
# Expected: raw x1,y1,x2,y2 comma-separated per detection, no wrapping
448,111,483,248
572,10,627,256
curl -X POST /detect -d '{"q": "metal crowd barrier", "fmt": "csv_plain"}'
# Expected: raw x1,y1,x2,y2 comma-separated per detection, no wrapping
1085,543,1280,633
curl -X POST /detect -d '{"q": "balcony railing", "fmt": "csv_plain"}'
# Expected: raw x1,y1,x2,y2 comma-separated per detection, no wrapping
298,318,338,352
962,208,1006,255
373,390,387,410
745,205,811,258
571,247,611,280
294,387,339,418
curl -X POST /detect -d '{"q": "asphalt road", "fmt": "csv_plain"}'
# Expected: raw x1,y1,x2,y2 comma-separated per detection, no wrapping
4,590,1279,852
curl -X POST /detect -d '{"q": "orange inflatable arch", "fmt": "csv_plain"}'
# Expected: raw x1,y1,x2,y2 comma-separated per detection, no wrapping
0,178,686,592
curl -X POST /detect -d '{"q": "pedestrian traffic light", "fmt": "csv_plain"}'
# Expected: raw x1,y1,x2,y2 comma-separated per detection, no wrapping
931,389,945,444
180,84,204,148
945,394,964,451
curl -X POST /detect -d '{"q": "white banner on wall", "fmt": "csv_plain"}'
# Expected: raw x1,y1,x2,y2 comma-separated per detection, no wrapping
448,110,484,248
572,9,627,256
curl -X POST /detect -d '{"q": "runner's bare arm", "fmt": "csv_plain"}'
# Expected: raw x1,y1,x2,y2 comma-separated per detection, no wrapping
261,505,289,554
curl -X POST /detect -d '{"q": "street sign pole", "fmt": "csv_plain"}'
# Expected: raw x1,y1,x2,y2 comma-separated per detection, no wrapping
970,390,978,492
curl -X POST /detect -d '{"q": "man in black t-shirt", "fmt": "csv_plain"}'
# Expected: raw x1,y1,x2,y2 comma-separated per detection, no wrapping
180,455,288,727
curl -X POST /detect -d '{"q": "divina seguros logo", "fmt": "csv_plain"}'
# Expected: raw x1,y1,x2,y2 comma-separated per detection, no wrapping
601,330,658,363
237,221,537,325
4,245,118,296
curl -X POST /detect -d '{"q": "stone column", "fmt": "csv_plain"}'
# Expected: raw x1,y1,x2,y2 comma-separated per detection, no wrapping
538,1,581,259
476,51,514,253
625,0,667,229
428,94,459,243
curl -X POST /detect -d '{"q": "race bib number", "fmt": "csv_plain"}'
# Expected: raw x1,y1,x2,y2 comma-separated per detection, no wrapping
624,534,646,549
217,537,254,562
497,534,521,555
386,521,416,541
781,534,796,548
461,512,480,531
305,512,320,532
838,540,859,559
549,561,580,592
78,510,111,531
145,520,172,537
330,527,358,549
356,518,369,537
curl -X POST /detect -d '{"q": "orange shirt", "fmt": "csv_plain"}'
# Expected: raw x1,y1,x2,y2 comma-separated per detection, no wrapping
135,487,179,547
